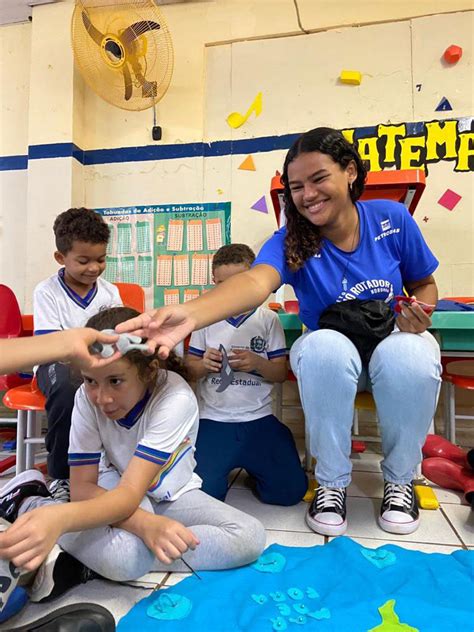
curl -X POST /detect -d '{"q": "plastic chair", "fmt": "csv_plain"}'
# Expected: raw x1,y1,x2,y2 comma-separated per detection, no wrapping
3,379,46,475
114,282,146,312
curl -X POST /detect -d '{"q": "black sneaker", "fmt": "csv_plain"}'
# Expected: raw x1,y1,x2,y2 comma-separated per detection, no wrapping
306,486,347,536
0,471,51,522
48,479,70,503
378,481,420,535
30,545,101,603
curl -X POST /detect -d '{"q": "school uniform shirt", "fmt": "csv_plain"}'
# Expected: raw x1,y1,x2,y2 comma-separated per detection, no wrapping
68,371,202,502
255,199,439,332
188,306,287,422
33,268,121,334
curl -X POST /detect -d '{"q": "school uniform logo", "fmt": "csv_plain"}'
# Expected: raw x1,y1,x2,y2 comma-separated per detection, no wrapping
250,336,267,353
380,219,391,231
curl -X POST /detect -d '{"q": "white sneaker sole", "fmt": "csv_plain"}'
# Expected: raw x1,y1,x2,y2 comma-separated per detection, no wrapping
378,515,420,535
0,470,46,497
305,512,347,537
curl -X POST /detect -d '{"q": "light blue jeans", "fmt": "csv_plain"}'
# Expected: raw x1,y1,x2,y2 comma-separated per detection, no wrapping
290,328,442,488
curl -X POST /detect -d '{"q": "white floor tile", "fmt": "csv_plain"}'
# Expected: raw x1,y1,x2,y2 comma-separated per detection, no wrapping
329,535,465,554
265,529,324,547
350,452,383,473
347,470,384,498
226,488,310,532
442,504,474,546
343,496,462,545
431,484,467,505
124,571,165,589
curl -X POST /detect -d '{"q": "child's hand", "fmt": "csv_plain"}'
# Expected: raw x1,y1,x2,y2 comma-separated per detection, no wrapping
228,349,261,373
140,515,199,565
66,328,122,369
0,505,66,572
202,347,223,373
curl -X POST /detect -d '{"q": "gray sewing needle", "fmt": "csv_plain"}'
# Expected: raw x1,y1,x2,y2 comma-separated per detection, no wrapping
181,557,202,580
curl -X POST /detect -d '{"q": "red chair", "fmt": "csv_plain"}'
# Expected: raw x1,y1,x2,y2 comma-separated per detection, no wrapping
0,285,32,391
3,379,46,475
114,282,146,312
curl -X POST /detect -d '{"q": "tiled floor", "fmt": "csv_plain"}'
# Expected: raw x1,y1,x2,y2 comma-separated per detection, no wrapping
1,452,472,630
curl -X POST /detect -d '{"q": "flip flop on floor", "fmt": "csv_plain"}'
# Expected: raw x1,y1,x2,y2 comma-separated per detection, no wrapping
7,603,115,632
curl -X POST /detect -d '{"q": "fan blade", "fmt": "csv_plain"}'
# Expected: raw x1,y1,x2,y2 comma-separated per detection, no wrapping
120,21,161,48
82,10,105,47
122,63,133,101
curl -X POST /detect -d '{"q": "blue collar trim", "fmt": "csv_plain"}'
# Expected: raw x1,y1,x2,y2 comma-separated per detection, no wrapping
226,310,256,328
58,268,98,309
116,390,152,429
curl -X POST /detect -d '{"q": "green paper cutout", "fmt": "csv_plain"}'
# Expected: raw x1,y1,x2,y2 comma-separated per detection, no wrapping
369,599,419,631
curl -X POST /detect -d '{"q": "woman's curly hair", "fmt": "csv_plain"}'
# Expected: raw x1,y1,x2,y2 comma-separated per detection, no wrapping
281,127,367,272
86,306,188,387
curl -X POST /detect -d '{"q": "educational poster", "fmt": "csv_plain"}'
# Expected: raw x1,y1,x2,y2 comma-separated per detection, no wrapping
95,203,231,309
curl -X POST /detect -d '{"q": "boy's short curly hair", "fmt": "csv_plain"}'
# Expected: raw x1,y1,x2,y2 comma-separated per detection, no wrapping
211,243,255,273
53,207,110,254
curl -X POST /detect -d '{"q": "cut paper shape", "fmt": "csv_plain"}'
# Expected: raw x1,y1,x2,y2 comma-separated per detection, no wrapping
238,155,256,171
308,607,331,620
288,615,307,625
437,188,462,211
251,594,268,605
216,344,234,393
293,603,310,614
147,593,192,621
340,70,362,85
269,591,286,602
287,587,304,600
361,547,397,569
368,599,418,631
251,552,286,574
251,195,268,214
276,604,291,616
226,92,262,129
435,97,453,112
306,587,319,599
271,617,287,631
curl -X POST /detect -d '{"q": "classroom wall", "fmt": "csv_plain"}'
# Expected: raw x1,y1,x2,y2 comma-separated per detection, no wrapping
0,0,472,309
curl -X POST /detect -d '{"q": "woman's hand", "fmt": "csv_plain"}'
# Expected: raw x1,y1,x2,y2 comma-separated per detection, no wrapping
139,514,199,565
396,298,433,334
0,505,67,572
116,306,197,359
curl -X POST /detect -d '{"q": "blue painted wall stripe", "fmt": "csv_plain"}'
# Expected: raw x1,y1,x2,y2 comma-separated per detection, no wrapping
0,119,466,171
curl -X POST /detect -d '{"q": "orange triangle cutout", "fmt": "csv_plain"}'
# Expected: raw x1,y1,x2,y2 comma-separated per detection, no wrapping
238,155,256,171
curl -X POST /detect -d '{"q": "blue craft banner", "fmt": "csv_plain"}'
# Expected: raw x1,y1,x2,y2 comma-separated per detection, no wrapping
118,537,473,631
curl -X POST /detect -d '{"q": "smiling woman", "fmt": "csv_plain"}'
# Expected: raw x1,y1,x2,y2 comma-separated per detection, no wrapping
116,126,442,541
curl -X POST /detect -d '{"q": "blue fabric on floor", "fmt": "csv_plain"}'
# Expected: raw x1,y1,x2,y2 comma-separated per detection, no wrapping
117,537,474,632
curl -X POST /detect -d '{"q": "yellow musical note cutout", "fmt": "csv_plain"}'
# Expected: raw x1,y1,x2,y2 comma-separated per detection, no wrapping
226,92,263,129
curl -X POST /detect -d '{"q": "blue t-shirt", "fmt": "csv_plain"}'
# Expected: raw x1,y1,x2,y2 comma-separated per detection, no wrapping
255,199,439,331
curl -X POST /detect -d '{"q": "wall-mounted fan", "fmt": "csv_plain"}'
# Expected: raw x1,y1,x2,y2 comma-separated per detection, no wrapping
71,0,174,111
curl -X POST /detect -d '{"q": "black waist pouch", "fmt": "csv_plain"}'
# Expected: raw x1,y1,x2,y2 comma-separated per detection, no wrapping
318,299,395,364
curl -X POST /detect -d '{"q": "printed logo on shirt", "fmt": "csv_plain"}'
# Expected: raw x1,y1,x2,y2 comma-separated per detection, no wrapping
380,219,391,231
335,278,394,303
374,226,400,242
250,335,267,353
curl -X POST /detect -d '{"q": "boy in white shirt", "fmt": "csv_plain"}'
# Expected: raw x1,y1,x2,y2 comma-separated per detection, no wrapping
34,208,121,498
186,244,307,505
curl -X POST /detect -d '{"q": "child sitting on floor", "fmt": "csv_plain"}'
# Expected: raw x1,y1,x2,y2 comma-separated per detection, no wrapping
0,307,265,604
186,244,307,505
